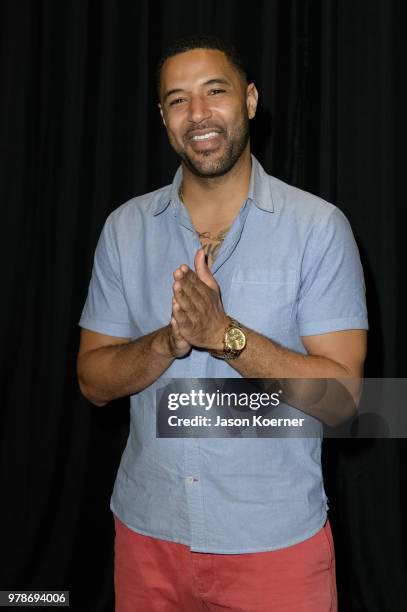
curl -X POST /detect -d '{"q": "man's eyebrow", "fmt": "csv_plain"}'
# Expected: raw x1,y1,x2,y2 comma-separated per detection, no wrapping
162,88,184,104
162,78,232,103
203,78,231,87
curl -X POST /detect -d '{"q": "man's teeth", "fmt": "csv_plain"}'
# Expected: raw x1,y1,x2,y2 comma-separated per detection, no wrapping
191,132,219,141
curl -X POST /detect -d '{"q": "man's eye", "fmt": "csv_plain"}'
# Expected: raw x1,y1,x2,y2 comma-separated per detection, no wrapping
209,89,226,95
169,98,185,106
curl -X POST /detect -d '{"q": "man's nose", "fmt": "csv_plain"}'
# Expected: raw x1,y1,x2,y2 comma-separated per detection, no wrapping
188,96,211,123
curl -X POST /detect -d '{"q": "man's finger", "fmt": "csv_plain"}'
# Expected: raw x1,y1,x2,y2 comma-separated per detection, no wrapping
172,299,188,324
178,269,210,299
173,265,188,281
176,277,207,307
194,249,219,291
173,280,200,312
170,315,181,337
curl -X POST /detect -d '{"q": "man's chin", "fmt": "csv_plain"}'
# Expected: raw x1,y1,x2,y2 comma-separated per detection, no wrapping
181,150,236,178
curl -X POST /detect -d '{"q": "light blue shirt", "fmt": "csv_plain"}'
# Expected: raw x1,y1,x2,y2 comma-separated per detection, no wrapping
79,156,368,553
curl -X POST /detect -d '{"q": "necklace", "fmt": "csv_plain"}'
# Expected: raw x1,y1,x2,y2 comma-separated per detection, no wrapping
178,182,231,242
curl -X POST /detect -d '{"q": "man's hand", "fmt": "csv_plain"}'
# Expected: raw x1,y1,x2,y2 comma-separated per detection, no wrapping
168,313,192,358
172,249,229,351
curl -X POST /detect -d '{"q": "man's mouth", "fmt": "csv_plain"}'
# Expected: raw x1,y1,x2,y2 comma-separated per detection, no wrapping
190,131,220,141
186,128,224,152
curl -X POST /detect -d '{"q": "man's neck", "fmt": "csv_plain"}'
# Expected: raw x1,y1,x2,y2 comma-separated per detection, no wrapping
179,147,252,220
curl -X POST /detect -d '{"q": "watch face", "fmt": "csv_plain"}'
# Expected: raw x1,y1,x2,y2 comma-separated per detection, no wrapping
226,327,246,351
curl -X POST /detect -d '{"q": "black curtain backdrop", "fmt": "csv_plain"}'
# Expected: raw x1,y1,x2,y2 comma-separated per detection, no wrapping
1,1,406,610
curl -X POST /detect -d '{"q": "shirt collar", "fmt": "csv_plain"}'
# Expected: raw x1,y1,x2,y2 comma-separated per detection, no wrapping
152,154,275,216
247,155,275,212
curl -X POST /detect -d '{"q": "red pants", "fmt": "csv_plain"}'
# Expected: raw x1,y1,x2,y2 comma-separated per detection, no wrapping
114,515,337,611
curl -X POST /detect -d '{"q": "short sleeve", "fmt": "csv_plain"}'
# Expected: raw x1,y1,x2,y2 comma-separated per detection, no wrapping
297,207,368,336
79,214,135,337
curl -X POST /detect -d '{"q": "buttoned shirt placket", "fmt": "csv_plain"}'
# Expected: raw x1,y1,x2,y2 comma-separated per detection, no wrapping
172,191,251,549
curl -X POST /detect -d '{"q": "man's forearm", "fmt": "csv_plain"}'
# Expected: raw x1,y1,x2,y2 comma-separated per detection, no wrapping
229,327,350,378
77,326,175,406
227,326,361,426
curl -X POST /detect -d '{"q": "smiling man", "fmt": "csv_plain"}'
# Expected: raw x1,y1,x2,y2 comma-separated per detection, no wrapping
77,35,368,611
160,51,253,177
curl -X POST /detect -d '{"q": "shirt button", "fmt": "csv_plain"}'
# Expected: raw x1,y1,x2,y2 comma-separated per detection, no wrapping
185,476,199,484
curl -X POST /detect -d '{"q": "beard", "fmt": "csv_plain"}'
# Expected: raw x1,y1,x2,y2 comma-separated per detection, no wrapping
170,113,251,178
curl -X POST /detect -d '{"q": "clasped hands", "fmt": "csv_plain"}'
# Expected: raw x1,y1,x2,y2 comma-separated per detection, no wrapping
168,249,229,358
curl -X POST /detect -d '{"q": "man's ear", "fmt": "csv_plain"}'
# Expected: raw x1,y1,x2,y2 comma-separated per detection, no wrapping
158,103,166,127
246,83,259,120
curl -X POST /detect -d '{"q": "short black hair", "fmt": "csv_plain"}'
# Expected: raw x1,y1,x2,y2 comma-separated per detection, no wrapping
156,34,248,98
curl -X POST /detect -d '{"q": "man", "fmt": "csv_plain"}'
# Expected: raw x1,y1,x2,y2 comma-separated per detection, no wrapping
77,35,367,611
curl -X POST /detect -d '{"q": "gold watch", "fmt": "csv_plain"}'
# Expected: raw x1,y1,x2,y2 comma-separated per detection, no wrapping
210,317,247,360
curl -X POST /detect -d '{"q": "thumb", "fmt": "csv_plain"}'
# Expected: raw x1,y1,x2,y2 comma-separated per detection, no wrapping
194,249,218,291
171,316,181,338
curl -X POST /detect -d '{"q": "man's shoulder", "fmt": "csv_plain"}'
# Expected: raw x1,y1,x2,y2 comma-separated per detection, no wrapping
107,183,172,228
253,159,354,247
252,157,339,227
269,174,336,221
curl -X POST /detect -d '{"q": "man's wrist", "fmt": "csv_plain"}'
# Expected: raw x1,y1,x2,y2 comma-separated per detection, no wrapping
210,315,231,352
152,326,176,360
210,316,248,359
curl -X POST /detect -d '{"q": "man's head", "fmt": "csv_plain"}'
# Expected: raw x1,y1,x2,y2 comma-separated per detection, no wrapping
157,35,258,178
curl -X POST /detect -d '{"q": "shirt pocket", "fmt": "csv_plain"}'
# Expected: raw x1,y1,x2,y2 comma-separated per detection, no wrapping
226,268,297,341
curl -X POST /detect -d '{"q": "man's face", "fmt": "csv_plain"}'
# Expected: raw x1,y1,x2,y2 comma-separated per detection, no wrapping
159,49,258,178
